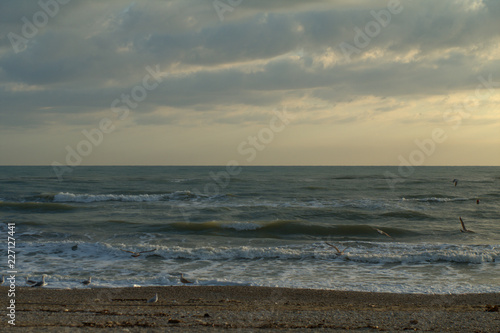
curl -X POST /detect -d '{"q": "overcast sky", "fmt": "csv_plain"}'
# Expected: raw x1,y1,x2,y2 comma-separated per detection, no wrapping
1,0,499,166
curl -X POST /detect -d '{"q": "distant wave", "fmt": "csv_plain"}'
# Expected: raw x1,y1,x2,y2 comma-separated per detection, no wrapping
48,191,199,203
328,175,390,180
401,196,469,203
301,186,328,191
380,210,433,219
167,220,416,239
23,192,404,211
0,201,76,212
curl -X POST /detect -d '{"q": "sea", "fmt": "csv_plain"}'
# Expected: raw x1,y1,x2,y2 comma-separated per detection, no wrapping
1,166,499,294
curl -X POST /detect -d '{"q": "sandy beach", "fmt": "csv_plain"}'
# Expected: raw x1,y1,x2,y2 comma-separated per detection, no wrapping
1,286,499,332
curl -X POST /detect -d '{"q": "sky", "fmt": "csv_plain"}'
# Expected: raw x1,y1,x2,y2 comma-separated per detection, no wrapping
0,0,499,166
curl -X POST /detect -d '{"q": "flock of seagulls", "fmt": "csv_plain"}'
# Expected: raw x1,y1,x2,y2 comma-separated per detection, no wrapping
14,245,192,289
13,273,192,289
2,275,172,305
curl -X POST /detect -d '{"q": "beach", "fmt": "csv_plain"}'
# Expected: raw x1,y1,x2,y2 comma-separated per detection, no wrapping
2,286,499,332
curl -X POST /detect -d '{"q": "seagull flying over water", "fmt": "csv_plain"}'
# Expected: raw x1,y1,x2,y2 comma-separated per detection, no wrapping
31,275,47,287
374,228,392,238
459,217,474,233
325,242,349,255
452,179,458,187
180,273,193,284
120,249,157,257
147,293,158,303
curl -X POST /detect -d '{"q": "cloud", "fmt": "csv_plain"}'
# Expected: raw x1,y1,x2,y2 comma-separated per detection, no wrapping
0,0,499,165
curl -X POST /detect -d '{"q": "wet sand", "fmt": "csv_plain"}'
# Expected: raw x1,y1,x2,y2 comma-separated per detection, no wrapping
1,286,499,332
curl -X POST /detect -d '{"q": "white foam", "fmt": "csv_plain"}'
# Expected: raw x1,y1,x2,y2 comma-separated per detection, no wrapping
13,240,500,294
401,197,469,203
52,191,197,203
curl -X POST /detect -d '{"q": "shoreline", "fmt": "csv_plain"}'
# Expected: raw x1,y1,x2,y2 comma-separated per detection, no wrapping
2,286,499,332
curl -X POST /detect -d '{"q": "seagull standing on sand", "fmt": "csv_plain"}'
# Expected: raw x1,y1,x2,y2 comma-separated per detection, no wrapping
147,293,158,303
26,277,37,286
452,179,458,187
459,217,475,233
180,273,193,284
325,242,349,255
82,277,92,286
31,275,47,287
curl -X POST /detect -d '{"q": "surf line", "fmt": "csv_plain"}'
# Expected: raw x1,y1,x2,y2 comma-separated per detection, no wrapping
51,65,166,181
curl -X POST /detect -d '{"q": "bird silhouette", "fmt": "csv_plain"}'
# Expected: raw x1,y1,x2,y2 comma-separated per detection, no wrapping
180,273,193,284
82,277,91,286
374,228,392,238
31,275,47,287
26,277,37,285
147,293,158,303
459,217,474,233
325,242,349,255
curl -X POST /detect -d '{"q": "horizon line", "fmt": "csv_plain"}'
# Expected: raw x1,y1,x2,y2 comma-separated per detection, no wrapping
0,165,498,167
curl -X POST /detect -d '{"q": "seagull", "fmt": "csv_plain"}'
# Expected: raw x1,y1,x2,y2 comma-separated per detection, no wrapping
147,293,158,303
26,277,37,285
325,242,349,255
452,179,458,187
459,217,474,233
81,277,91,286
120,248,157,257
31,275,47,287
374,228,392,238
180,273,193,284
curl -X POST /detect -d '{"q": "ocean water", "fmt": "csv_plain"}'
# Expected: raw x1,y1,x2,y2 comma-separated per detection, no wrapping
1,166,499,294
